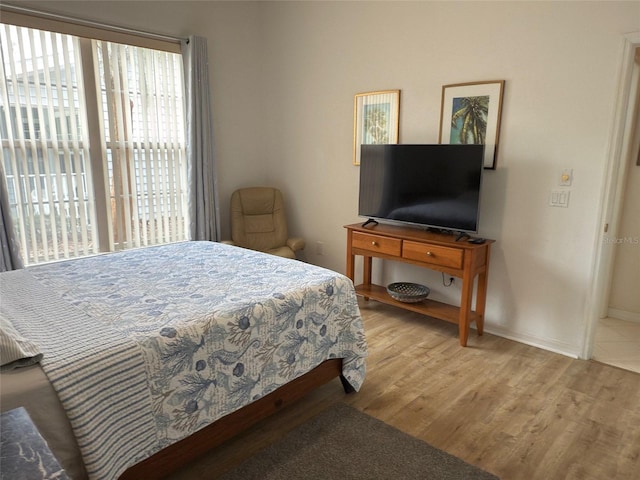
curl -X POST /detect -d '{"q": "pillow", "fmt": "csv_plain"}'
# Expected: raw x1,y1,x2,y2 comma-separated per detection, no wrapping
0,314,43,371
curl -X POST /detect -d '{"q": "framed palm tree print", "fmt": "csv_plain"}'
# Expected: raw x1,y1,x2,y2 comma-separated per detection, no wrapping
439,80,505,169
353,90,400,165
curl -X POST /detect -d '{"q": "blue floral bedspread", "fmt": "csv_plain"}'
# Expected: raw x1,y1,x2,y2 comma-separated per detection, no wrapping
0,241,367,479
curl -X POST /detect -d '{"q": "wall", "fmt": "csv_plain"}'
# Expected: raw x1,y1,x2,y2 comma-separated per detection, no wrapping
258,1,640,357
10,1,640,357
17,0,271,235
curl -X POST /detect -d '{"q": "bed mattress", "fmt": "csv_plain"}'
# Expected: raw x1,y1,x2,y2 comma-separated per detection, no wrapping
0,364,86,478
0,241,367,479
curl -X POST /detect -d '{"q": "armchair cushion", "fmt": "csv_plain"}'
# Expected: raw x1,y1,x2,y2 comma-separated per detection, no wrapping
228,187,304,259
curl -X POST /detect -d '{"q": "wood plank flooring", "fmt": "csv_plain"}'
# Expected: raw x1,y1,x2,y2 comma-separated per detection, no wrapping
167,299,640,480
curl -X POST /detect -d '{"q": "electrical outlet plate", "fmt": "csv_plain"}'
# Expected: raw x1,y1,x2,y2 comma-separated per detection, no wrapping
560,168,573,186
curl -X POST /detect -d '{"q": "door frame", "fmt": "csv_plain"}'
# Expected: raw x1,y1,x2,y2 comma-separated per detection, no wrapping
582,32,640,359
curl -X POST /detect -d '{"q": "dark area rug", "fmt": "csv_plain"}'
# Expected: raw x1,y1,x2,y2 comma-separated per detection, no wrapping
218,403,499,479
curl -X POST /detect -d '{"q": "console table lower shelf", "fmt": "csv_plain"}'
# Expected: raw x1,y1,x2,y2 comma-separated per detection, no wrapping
355,283,480,326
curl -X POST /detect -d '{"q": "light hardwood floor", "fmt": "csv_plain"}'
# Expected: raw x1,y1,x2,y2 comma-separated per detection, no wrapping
168,299,640,480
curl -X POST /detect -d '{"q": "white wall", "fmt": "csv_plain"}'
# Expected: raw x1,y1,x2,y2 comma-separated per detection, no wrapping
14,1,640,357
258,1,640,357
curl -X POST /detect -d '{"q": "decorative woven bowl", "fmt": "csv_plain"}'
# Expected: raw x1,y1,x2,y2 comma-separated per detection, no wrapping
386,282,430,303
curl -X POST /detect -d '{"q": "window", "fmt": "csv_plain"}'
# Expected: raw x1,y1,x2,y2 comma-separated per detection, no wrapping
0,22,188,266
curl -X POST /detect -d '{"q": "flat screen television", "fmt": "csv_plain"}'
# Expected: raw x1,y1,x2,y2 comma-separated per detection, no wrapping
358,144,484,233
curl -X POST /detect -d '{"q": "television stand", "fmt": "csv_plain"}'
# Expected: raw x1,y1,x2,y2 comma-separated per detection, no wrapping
344,222,494,346
361,218,379,228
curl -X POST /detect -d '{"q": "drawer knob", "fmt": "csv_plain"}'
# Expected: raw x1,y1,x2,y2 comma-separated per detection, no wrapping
371,241,378,246
426,251,434,256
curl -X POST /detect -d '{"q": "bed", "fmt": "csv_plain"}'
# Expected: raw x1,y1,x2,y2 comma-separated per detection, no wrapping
0,241,368,479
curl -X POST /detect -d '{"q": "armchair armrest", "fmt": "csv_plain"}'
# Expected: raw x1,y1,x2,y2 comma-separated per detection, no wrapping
287,237,305,252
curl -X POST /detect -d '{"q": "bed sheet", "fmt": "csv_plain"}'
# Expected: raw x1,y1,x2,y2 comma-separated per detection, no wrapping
0,241,367,479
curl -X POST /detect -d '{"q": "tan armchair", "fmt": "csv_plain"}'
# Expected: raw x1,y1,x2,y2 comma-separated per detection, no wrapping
224,187,305,259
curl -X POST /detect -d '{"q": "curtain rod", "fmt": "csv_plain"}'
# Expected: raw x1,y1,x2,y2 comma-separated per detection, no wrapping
0,2,188,44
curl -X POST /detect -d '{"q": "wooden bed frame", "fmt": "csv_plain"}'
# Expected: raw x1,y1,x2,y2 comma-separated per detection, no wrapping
119,358,351,479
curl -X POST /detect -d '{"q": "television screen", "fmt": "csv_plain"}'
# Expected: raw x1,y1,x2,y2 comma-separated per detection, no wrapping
358,144,484,233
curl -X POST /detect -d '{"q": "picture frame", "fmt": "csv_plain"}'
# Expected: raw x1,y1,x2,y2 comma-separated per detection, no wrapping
439,80,505,169
353,90,400,165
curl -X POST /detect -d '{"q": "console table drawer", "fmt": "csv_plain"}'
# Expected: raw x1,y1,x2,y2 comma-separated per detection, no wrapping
402,241,463,269
352,232,402,256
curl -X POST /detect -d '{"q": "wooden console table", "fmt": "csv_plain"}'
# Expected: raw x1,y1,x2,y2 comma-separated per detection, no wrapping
345,222,494,346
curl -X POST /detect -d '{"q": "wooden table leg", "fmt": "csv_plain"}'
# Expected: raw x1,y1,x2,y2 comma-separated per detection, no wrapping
474,244,492,336
362,256,373,301
459,288,472,346
363,256,372,285
346,232,355,281
458,256,475,347
475,271,488,336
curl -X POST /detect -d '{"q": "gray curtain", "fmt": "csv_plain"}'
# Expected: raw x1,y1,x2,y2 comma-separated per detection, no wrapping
182,35,220,242
0,167,24,271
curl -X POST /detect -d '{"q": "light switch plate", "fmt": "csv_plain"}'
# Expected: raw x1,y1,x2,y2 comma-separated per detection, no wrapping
549,190,570,207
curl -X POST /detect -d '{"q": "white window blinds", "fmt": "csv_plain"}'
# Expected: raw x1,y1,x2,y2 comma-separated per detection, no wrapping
96,41,188,250
0,25,97,263
0,22,188,265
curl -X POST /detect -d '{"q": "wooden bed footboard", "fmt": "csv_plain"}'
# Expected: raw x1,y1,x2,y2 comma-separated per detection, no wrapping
119,358,347,479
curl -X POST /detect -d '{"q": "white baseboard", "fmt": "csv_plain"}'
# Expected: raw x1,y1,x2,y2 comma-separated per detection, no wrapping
480,325,581,359
607,308,640,324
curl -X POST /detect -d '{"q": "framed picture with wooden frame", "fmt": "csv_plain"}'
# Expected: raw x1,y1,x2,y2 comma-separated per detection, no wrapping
439,80,505,169
353,90,400,165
